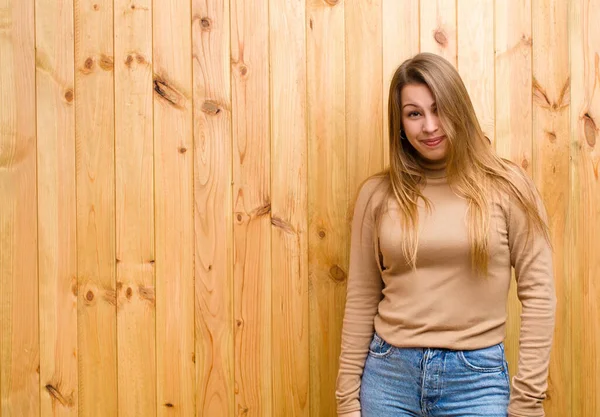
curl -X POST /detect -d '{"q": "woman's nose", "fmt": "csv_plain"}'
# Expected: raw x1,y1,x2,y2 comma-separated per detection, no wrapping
422,114,439,133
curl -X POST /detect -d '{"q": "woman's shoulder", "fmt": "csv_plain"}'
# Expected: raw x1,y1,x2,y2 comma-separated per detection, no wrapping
356,174,390,204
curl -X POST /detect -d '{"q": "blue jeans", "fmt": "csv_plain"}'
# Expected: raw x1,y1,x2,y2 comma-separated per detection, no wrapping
360,333,510,416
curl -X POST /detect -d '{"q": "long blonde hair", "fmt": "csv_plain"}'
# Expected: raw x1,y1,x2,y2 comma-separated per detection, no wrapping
371,52,549,273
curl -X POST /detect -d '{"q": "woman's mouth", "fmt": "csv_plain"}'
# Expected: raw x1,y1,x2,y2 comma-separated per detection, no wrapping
421,136,445,148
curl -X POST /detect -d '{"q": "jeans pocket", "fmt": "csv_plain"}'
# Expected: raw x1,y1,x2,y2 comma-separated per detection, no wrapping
368,332,395,358
458,343,505,373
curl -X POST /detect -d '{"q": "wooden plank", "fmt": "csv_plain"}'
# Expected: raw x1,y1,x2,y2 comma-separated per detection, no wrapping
231,0,272,415
269,0,309,415
35,0,78,415
0,0,39,415
346,0,383,190
307,0,346,415
191,0,234,416
153,0,195,414
494,0,532,378
570,0,599,416
383,0,419,167
420,0,457,66
457,0,495,142
532,1,571,415
114,0,156,416
74,0,117,415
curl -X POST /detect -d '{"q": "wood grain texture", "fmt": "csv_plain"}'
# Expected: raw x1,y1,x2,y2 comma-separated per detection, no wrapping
192,0,234,416
383,0,419,167
532,1,571,415
114,0,156,415
570,0,599,416
35,0,78,415
270,0,309,415
494,0,532,379
457,0,495,142
153,0,195,414
346,0,383,190
420,0,457,66
74,0,117,415
231,0,272,416
0,0,39,415
307,0,346,415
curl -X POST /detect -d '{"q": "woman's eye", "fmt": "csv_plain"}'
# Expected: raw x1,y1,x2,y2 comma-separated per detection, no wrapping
408,111,420,117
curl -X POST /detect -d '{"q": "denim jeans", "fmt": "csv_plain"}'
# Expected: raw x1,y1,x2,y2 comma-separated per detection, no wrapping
360,333,510,416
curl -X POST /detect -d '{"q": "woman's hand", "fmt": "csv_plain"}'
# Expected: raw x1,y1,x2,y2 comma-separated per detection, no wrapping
338,411,361,417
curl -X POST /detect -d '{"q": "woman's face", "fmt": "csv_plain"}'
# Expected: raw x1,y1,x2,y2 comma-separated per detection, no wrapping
400,83,448,162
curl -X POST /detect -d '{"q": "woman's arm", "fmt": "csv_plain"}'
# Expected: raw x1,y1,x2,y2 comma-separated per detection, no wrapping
506,180,557,417
335,178,384,416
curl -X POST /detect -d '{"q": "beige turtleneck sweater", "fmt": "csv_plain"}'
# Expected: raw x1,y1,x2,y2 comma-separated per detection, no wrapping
336,167,556,417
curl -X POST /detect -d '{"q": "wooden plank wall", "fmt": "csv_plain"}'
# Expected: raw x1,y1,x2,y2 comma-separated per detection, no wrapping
0,1,598,416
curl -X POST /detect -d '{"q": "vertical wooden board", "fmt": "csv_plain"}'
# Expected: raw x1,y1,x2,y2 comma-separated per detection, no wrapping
420,0,457,67
153,0,195,415
0,0,39,415
114,0,156,416
383,0,419,167
346,0,383,190
74,0,117,414
270,0,309,415
532,1,571,415
570,0,599,416
35,0,78,415
494,0,532,378
191,0,234,416
307,1,346,416
231,0,272,415
457,0,495,142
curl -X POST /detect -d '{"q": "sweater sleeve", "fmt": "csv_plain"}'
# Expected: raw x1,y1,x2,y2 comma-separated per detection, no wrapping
335,178,384,415
506,180,557,417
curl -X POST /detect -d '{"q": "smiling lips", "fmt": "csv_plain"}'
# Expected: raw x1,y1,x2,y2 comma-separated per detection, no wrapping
421,136,445,148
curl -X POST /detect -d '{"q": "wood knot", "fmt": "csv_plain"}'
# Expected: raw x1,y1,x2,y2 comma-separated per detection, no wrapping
201,100,221,115
236,213,244,223
521,158,529,170
178,147,187,154
85,291,94,302
433,29,448,47
64,89,74,103
164,403,174,408
153,77,185,109
236,319,243,327
239,65,248,77
126,287,133,299
200,17,211,30
99,54,114,71
125,55,134,67
583,112,597,147
131,4,136,9
136,55,146,64
318,230,326,239
329,265,346,282
545,130,557,143
83,57,94,72
93,4,99,10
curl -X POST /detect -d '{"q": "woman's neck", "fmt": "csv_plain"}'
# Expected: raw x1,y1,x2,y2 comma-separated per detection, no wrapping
417,156,447,179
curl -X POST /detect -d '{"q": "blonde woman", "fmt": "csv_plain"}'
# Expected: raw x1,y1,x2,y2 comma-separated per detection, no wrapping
336,53,556,417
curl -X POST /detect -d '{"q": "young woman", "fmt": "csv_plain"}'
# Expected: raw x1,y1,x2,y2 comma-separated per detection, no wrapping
336,53,556,417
